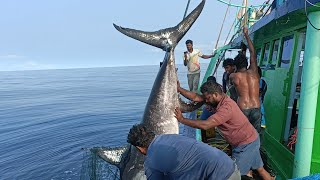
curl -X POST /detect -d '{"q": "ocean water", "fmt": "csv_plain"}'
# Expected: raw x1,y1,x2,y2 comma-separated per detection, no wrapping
0,64,223,179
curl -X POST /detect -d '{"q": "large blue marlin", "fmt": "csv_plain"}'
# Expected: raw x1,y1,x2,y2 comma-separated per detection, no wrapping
93,1,206,179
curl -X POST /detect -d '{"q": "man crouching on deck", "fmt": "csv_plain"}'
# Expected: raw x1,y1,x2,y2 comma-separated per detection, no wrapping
127,124,241,180
174,81,273,179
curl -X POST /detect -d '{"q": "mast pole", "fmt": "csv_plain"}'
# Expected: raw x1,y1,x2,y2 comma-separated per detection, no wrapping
293,11,320,178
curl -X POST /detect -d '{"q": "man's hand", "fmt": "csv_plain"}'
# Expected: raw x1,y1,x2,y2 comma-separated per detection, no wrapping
243,26,249,36
177,81,181,92
174,107,184,122
183,52,188,66
184,51,188,60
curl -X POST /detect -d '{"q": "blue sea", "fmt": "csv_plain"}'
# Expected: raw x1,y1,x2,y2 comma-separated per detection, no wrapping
0,64,223,179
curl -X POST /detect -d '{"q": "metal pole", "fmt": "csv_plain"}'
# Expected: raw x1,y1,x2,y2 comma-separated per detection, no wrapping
293,11,320,178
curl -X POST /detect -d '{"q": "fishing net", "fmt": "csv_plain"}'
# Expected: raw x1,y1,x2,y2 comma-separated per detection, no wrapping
80,149,120,180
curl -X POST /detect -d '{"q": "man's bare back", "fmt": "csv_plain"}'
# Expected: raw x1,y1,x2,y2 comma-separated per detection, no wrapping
230,27,260,110
230,27,263,133
231,69,260,110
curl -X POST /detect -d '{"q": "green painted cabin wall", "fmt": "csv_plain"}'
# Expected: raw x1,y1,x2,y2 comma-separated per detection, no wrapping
252,17,306,178
311,83,320,173
264,132,294,179
227,4,320,178
263,69,290,140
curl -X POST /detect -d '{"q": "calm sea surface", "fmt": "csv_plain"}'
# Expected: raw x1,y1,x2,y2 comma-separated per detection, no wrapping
0,64,223,179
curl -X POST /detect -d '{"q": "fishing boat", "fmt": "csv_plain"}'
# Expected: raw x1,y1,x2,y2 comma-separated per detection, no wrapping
196,0,320,179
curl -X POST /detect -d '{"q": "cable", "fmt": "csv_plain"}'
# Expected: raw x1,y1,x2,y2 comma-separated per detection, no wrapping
306,0,320,8
305,0,320,30
183,0,191,20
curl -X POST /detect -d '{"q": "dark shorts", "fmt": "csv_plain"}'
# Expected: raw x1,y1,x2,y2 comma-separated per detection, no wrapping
242,108,261,133
232,137,264,175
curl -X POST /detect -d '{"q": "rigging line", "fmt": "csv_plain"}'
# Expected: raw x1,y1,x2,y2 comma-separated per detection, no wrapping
183,0,192,19
243,0,248,28
224,18,236,45
258,0,271,12
305,0,320,31
216,0,268,8
213,33,236,75
306,0,320,8
215,0,232,49
262,2,272,18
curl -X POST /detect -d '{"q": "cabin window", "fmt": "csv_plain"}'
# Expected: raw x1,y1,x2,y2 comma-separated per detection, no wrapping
256,48,262,65
280,35,294,68
271,39,280,66
262,43,270,66
299,35,306,67
283,33,306,154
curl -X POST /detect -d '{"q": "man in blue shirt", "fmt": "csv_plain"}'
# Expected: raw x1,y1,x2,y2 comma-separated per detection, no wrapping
127,124,241,180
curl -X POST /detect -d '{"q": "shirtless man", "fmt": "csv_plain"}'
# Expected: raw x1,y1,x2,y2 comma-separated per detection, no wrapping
230,27,261,133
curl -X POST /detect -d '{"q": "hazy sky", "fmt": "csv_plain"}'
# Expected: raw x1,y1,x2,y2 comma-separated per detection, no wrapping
0,0,265,71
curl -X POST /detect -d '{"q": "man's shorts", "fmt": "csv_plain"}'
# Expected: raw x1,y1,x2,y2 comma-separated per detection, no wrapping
232,137,263,175
242,108,261,133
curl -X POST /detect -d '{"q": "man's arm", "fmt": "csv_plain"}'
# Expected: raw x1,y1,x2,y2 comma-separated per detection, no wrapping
174,108,220,130
243,27,257,71
177,81,204,102
222,72,227,93
183,52,188,66
229,73,237,87
201,55,214,59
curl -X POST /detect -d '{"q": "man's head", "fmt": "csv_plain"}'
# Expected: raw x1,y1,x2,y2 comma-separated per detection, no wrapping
207,76,216,83
200,81,223,107
258,66,262,78
234,53,248,71
185,39,193,52
222,58,236,74
127,124,155,155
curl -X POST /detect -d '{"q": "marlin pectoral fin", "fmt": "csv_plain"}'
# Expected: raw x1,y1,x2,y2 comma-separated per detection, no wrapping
179,97,204,113
113,0,206,50
91,144,130,168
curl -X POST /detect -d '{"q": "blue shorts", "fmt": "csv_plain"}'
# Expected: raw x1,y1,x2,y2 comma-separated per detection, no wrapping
232,137,263,175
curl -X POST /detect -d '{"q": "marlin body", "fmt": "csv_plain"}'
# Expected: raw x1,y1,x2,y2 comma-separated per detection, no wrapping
93,1,206,179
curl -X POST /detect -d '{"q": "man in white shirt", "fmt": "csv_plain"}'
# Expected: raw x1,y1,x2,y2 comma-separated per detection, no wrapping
184,39,213,92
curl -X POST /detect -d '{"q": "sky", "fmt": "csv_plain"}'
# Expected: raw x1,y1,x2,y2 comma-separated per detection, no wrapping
0,0,265,71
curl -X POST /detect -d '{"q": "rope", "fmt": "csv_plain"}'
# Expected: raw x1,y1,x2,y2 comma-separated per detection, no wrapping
306,0,320,8
243,0,249,28
183,0,191,19
212,33,236,75
215,0,232,49
287,128,298,150
224,18,236,45
216,0,268,8
305,0,320,30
